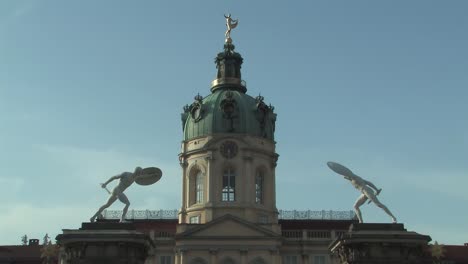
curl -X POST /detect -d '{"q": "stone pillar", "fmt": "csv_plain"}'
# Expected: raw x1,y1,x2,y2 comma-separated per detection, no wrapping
206,154,213,204
329,223,432,264
56,222,154,264
240,249,248,264
180,249,187,264
145,255,154,264
271,155,278,211
179,160,188,224
242,155,253,204
145,249,155,264
270,249,279,264
209,249,218,264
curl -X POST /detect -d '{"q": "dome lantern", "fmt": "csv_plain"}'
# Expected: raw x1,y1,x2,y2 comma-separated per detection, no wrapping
211,15,246,93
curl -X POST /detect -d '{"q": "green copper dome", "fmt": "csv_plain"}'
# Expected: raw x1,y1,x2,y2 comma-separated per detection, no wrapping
181,43,276,141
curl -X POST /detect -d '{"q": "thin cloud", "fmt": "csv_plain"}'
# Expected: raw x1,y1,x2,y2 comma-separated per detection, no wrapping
0,1,36,31
388,169,468,201
0,204,92,245
13,3,35,18
0,177,24,202
35,143,176,182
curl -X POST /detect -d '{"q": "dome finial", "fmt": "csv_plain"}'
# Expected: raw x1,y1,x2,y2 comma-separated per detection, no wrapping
224,14,238,44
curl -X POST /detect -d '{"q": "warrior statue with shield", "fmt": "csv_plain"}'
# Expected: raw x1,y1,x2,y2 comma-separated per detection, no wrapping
90,166,162,223
327,161,397,223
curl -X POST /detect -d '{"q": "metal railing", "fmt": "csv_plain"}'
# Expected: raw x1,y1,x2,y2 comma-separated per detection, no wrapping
101,209,356,221
278,210,356,220
101,209,178,220
307,230,331,239
281,230,336,241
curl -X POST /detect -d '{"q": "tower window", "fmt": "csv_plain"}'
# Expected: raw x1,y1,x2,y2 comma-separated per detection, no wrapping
195,171,203,203
283,256,297,264
258,214,268,224
189,215,200,224
160,256,172,264
222,167,235,201
313,256,327,264
255,171,264,204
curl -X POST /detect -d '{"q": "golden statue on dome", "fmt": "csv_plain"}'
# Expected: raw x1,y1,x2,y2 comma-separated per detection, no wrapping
224,14,238,43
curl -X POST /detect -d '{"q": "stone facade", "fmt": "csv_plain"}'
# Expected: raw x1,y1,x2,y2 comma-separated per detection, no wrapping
178,134,279,227
130,218,355,264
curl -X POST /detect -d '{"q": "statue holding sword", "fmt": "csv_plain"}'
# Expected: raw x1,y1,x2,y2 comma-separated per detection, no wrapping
327,161,397,223
90,166,162,223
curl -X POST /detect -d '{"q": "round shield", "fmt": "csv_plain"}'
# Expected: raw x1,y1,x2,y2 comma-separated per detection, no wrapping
135,167,162,186
327,161,355,177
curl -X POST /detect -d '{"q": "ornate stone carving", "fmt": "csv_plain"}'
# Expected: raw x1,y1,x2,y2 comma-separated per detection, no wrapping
221,91,238,132
255,95,276,138
190,94,205,122
220,140,238,159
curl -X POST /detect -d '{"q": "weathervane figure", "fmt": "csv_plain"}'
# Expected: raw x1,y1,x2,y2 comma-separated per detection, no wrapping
90,166,162,223
327,161,397,223
224,14,238,43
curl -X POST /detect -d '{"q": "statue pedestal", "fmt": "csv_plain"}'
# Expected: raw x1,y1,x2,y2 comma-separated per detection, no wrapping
329,223,431,264
56,222,153,264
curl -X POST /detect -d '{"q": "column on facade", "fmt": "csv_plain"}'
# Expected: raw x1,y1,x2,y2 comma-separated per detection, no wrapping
206,153,213,204
301,254,309,264
185,162,192,212
175,249,187,264
240,249,248,264
242,155,253,204
145,237,156,264
271,163,277,213
209,249,218,264
270,249,279,264
180,250,187,264
180,160,188,224
145,255,154,264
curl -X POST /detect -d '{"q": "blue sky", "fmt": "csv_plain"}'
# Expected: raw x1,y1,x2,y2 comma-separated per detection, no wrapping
1,0,467,245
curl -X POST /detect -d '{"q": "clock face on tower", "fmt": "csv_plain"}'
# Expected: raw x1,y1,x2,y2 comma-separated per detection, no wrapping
220,140,238,159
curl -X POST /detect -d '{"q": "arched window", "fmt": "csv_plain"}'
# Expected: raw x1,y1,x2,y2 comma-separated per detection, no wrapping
195,171,203,203
255,170,264,204
222,167,235,201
